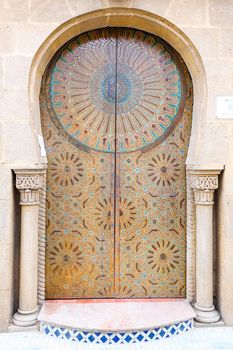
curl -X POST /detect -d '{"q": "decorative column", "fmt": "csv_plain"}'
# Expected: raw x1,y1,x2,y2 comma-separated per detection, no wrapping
13,168,44,327
189,165,223,324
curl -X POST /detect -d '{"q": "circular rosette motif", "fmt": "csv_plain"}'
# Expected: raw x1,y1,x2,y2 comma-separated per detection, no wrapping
147,153,180,186
97,285,135,298
147,240,180,273
119,197,136,229
94,198,113,230
48,240,83,275
97,285,113,298
93,197,136,230
46,28,186,153
49,152,84,186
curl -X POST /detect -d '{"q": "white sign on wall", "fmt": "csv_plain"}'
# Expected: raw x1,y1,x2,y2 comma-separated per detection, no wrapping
217,96,233,119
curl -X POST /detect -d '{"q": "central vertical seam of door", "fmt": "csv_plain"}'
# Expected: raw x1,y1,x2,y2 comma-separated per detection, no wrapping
113,32,118,297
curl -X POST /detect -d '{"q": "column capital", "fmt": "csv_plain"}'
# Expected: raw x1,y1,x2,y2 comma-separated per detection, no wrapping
190,175,218,204
190,174,219,191
12,167,46,327
187,164,224,323
187,165,224,205
13,168,45,205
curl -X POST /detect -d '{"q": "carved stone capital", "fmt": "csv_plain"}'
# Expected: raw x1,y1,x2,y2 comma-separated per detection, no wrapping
18,189,40,205
188,165,224,205
13,168,46,206
16,174,43,191
190,175,218,191
193,188,215,205
190,176,217,205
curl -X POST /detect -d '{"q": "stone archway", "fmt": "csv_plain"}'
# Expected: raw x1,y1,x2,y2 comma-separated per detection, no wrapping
12,8,222,327
28,7,207,305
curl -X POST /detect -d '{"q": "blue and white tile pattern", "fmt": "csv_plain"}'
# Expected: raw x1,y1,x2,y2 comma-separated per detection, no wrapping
40,319,193,344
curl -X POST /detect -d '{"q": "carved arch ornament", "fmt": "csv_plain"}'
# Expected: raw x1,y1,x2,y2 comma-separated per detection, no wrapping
28,8,207,304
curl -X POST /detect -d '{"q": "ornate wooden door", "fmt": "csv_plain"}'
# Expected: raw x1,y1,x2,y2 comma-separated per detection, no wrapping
41,28,192,299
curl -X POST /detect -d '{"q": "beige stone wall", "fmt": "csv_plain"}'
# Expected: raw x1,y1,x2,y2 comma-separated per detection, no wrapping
0,0,233,330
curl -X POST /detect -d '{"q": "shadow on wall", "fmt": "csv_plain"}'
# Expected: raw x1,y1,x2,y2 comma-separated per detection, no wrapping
12,172,20,316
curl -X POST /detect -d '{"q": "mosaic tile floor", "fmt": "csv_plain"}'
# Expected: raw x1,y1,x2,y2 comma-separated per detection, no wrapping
1,328,233,350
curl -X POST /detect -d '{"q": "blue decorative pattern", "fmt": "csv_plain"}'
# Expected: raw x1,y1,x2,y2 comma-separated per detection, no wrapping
40,319,193,344
102,72,132,104
47,28,185,153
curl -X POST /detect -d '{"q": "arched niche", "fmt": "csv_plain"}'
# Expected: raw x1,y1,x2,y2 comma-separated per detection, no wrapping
28,8,206,166
27,7,207,304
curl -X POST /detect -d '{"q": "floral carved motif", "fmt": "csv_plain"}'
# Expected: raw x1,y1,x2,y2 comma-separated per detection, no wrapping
193,188,215,204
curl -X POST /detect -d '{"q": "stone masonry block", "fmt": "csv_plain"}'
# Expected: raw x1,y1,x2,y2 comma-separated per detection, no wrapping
203,58,231,91
68,0,132,15
0,198,15,247
0,25,16,54
0,57,3,89
4,122,39,164
131,0,171,16
3,56,32,89
16,24,58,55
209,0,233,27
220,29,233,58
182,27,219,58
167,0,206,26
198,123,231,164
0,243,12,291
0,0,28,23
0,122,5,163
29,0,72,23
0,291,12,331
67,0,171,17
0,89,29,121
0,166,13,201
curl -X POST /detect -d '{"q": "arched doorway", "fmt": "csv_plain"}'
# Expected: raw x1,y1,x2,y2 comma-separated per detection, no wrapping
40,27,192,299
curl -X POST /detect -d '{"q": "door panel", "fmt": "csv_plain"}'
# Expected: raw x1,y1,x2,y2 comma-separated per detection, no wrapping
114,29,192,297
41,28,192,299
41,29,117,298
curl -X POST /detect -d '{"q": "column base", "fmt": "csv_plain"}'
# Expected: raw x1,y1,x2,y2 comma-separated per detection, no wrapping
194,304,220,323
12,309,39,327
8,322,39,332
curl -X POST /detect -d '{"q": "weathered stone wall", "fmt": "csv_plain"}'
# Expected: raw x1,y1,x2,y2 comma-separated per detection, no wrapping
0,0,233,330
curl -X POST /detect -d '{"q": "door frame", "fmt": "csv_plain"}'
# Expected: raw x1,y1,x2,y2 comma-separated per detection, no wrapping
28,7,207,305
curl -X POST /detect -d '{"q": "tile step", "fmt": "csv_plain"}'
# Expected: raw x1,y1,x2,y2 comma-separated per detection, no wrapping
39,299,195,344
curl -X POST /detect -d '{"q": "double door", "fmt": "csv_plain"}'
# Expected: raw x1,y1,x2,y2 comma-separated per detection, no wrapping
41,28,192,298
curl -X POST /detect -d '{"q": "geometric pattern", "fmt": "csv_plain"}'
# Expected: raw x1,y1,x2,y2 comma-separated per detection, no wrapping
40,27,193,299
46,28,185,153
40,319,193,344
